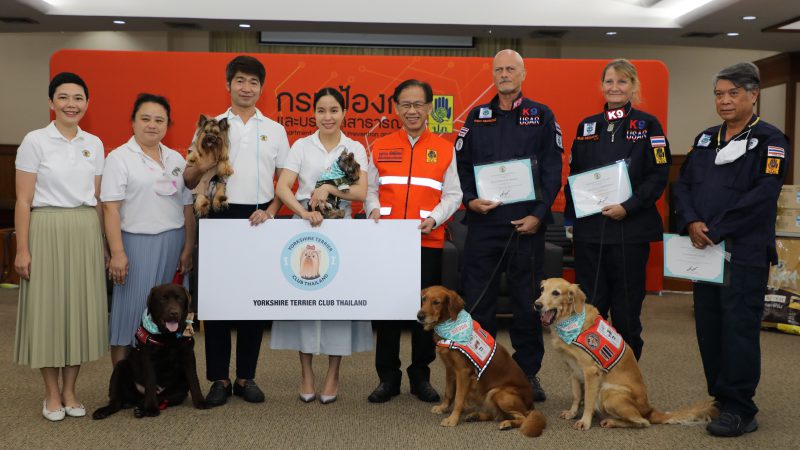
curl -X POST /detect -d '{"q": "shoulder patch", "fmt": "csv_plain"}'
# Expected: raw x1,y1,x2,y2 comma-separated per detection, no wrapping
458,126,469,138
697,134,712,148
650,136,666,147
768,146,785,158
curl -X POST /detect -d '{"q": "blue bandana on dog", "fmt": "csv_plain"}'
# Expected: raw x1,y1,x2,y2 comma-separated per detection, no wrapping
555,308,586,344
434,310,473,344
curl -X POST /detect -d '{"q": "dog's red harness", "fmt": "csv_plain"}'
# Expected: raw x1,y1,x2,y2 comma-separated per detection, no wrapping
437,321,497,379
572,317,626,372
135,326,193,348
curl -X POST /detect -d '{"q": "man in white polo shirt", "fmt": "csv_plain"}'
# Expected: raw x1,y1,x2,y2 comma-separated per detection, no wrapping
184,55,290,407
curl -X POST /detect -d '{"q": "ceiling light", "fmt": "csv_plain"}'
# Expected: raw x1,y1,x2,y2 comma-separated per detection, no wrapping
113,20,125,25
742,16,757,21
606,31,618,36
727,32,740,36
239,23,251,28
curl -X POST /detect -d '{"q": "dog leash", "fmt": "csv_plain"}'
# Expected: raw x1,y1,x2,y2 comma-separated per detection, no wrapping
468,228,518,315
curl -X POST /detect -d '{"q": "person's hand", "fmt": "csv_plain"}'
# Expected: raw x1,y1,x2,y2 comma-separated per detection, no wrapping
511,215,541,235
601,204,627,221
14,250,31,280
303,210,324,227
309,185,331,210
418,217,436,234
109,252,129,285
688,221,715,249
178,249,193,275
369,208,381,223
565,226,573,241
248,209,273,226
468,199,501,215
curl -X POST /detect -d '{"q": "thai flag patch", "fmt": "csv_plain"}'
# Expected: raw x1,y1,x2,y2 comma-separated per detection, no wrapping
768,146,785,158
458,127,469,138
650,136,666,147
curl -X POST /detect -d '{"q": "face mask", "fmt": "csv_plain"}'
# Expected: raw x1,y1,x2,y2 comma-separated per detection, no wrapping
154,177,178,196
554,307,586,344
714,129,751,165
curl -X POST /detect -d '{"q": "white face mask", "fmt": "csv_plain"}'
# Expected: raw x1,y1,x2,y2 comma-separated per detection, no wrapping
714,130,751,165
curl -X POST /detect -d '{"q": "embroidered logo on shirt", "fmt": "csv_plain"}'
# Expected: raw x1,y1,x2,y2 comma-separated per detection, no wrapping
654,147,668,165
766,157,781,174
650,136,667,147
81,149,91,158
628,119,647,130
426,149,438,163
455,138,464,151
519,115,540,126
458,127,469,138
171,166,182,176
626,130,648,141
377,149,403,162
768,146,785,158
583,122,597,136
605,108,625,121
478,107,492,119
260,134,268,141
748,138,759,150
698,134,712,147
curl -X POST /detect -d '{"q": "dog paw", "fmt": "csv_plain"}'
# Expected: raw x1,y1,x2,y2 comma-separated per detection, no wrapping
193,400,209,410
498,420,514,431
464,412,481,422
92,408,109,420
573,419,592,430
600,418,614,428
559,409,578,420
431,404,449,415
134,406,145,418
440,416,460,427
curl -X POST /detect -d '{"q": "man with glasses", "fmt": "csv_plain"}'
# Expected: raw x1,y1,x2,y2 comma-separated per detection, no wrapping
455,49,563,402
365,79,462,403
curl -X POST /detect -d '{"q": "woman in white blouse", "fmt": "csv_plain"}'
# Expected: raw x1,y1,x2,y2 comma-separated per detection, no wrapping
101,93,194,365
272,87,372,404
14,72,107,421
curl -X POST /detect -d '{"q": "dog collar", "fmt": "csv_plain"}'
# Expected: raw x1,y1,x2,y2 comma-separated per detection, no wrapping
555,308,586,344
434,310,473,344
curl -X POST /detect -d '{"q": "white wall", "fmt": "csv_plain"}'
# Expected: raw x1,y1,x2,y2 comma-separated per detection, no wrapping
0,31,210,144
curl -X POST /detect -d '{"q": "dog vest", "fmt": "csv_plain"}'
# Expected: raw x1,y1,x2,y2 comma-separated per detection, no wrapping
572,316,626,372
436,315,497,380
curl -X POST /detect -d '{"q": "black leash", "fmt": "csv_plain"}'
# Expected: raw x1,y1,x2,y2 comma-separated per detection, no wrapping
468,228,518,314
590,216,608,305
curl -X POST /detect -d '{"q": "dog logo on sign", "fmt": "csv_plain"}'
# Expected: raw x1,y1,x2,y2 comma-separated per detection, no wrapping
281,232,339,290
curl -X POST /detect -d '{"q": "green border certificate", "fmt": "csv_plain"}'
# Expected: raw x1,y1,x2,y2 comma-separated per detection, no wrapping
567,160,633,218
663,234,726,284
473,158,536,204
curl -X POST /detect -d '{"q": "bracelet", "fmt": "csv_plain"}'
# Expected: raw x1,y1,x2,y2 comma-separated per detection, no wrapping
266,211,275,219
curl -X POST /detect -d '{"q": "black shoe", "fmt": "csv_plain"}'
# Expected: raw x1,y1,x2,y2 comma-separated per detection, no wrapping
367,382,400,403
528,376,547,402
410,381,440,403
707,412,758,437
233,379,265,403
205,380,232,407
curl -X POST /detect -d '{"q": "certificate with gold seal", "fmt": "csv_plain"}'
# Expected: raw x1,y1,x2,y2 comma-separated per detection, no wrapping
567,160,632,218
473,158,536,204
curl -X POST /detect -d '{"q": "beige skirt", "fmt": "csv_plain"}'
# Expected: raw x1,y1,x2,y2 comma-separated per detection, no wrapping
14,206,108,369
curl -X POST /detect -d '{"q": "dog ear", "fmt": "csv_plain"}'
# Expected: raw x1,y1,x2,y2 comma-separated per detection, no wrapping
197,114,208,129
568,283,587,306
447,290,465,321
218,118,229,132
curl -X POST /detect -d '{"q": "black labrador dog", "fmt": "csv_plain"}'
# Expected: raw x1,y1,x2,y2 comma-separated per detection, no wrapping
93,284,207,419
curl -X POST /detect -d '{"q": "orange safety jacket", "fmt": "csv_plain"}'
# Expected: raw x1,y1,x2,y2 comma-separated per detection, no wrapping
372,129,453,248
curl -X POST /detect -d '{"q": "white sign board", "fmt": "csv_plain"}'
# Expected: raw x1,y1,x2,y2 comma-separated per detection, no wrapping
198,219,422,320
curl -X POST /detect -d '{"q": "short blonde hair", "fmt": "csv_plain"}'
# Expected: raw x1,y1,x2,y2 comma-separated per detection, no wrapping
601,59,641,104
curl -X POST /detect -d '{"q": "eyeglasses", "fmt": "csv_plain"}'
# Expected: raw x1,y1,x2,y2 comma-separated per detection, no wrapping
397,102,429,112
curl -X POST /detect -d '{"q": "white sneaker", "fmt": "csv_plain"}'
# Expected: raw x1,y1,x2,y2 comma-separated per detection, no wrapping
42,400,65,422
65,404,86,417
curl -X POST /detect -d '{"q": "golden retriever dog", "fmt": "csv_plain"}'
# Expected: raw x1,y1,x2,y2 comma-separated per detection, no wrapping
186,115,233,217
418,286,546,437
535,278,717,430
299,244,320,280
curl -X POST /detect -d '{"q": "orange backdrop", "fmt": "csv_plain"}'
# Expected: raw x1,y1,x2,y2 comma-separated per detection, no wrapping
51,50,669,291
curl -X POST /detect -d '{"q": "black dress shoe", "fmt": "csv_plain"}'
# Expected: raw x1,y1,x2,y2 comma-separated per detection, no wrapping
206,380,232,407
233,379,265,403
707,412,758,437
410,381,440,403
367,382,400,403
528,376,547,402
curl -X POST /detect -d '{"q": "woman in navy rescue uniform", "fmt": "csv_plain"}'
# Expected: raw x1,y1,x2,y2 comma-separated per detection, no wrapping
564,59,670,361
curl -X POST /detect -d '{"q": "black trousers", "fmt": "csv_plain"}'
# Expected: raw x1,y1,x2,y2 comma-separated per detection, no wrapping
461,224,544,377
203,202,269,382
373,247,440,386
574,241,650,360
693,263,767,418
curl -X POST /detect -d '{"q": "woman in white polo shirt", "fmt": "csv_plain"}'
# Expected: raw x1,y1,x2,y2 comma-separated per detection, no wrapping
101,93,194,365
272,87,372,404
14,72,107,421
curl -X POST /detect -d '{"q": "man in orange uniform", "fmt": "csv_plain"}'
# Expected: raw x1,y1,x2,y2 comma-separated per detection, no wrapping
366,79,462,403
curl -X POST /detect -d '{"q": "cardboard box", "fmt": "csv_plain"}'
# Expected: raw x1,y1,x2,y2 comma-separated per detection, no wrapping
776,210,800,234
778,185,800,210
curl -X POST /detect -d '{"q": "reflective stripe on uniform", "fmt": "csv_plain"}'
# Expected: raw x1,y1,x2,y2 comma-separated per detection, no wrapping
420,210,432,219
378,176,409,186
410,177,443,191
380,207,392,216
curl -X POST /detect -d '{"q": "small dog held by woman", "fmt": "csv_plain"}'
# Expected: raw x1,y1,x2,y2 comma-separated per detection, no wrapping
417,286,546,437
92,284,207,419
535,278,717,430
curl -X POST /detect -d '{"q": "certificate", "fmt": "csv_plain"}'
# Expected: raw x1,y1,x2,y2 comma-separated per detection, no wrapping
567,160,632,218
663,234,726,284
198,219,421,320
473,158,536,204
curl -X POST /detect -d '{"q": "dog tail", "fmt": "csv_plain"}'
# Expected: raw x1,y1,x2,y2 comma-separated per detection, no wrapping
519,410,547,437
648,399,719,425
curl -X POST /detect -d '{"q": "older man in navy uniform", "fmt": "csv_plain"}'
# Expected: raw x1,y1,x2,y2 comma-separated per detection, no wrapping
455,49,563,401
673,62,788,437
